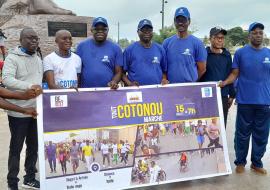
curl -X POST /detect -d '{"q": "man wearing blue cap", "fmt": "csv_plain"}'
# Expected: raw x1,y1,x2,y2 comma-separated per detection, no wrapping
122,19,167,86
77,17,123,89
162,7,207,83
220,22,270,175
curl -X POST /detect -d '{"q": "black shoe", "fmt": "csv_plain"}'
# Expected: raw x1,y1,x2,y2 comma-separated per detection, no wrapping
22,179,40,189
8,184,18,190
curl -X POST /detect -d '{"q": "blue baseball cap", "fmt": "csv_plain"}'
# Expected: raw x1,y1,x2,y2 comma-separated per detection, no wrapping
174,7,190,19
248,22,264,32
137,19,153,30
92,17,108,27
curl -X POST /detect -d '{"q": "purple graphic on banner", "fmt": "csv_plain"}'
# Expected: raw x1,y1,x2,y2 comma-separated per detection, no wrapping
43,84,219,132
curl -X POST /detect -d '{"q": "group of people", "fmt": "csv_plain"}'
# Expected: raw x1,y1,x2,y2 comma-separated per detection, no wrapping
0,5,269,190
132,159,166,184
137,119,223,158
45,139,95,175
45,139,133,176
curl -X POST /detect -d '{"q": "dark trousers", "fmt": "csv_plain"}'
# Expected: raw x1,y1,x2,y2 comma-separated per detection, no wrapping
234,104,270,168
48,157,56,171
207,137,223,148
222,96,229,127
7,116,38,186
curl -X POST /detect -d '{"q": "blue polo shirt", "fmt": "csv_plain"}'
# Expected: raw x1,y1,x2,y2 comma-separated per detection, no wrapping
201,47,235,98
123,42,167,85
77,38,123,88
233,45,270,105
163,34,207,83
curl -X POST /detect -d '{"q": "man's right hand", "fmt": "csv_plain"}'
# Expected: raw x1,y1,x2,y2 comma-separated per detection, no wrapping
22,89,38,99
30,85,43,96
218,81,226,88
23,107,38,117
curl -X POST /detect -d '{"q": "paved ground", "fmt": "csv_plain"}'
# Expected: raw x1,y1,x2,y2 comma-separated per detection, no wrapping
45,151,134,178
0,105,270,190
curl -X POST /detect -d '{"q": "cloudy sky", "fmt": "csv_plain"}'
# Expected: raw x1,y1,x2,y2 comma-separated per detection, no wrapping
55,0,269,41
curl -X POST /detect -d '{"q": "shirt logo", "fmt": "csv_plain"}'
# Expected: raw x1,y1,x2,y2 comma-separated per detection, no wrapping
102,55,110,63
179,9,184,14
182,49,191,55
152,57,160,64
263,57,270,64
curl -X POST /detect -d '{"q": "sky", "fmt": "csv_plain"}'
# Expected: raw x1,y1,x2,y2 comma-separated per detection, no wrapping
54,0,269,41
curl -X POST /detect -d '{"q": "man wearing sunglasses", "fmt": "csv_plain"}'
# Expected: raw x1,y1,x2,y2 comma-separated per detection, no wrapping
163,7,207,83
122,19,167,86
77,17,123,89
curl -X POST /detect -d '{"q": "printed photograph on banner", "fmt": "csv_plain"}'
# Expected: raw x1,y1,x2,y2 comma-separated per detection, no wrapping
131,148,226,185
43,126,137,178
135,118,224,157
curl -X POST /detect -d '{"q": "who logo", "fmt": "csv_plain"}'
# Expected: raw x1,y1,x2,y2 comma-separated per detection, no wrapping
50,95,68,108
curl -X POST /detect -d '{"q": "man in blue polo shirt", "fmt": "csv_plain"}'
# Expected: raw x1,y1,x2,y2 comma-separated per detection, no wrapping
77,17,123,89
122,19,167,86
201,27,235,127
220,22,270,175
163,7,207,83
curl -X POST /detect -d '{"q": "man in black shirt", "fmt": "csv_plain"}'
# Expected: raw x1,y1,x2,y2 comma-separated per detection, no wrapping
201,27,235,127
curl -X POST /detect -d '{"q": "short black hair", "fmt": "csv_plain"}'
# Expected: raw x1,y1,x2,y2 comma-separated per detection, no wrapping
20,27,35,40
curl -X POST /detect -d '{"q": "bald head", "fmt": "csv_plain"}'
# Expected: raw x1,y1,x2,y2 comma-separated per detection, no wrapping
55,30,71,41
55,30,72,51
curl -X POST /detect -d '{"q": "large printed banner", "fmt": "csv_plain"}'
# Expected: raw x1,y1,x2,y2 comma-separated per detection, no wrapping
37,83,232,190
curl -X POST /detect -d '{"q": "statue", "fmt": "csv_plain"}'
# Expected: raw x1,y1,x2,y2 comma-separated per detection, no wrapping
0,0,75,15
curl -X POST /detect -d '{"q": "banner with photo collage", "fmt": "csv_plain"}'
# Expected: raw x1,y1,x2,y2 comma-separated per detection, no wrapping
37,82,232,190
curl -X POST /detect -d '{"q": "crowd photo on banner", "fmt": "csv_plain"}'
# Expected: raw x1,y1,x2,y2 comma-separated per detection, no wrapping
44,127,137,178
0,1,269,190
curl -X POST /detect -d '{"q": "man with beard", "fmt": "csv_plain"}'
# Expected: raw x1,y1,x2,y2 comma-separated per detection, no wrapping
220,22,270,175
122,19,167,86
2,27,42,190
43,30,82,89
163,7,207,83
77,17,123,89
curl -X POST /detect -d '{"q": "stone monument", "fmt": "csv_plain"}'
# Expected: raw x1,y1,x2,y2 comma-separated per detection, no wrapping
0,0,93,55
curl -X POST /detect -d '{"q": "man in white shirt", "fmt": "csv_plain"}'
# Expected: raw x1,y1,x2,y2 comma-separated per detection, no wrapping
101,140,110,168
149,161,161,183
43,30,82,89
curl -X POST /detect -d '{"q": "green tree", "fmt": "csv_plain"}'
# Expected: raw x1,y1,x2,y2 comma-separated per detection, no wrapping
226,27,248,46
153,25,176,44
118,38,131,49
203,35,209,46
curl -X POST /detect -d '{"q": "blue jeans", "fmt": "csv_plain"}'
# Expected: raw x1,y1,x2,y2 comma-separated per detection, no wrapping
234,104,270,168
